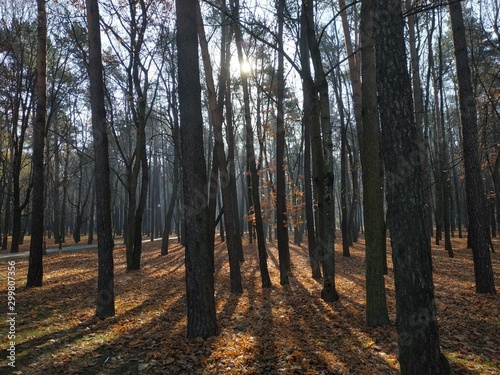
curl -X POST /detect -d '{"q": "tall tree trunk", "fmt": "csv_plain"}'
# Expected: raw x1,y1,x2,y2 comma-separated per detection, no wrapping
298,9,320,272
176,0,217,339
304,0,339,302
374,1,450,373
197,1,242,293
224,52,244,262
335,73,351,257
339,0,361,245
275,0,291,285
52,120,61,244
26,0,47,288
231,0,271,289
360,0,389,327
449,1,496,294
86,0,115,319
406,0,433,240
299,11,321,279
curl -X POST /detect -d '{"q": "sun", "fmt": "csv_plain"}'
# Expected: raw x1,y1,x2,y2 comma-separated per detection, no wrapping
230,53,253,75
239,59,252,74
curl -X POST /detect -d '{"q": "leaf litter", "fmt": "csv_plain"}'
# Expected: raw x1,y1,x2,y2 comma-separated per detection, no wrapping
0,235,498,374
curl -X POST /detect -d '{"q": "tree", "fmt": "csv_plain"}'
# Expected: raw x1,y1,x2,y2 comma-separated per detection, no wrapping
449,1,496,294
275,0,291,285
26,0,47,288
86,0,115,318
299,5,322,280
373,0,450,373
303,0,339,302
176,0,217,339
0,10,36,253
231,0,271,289
359,0,389,327
197,0,242,294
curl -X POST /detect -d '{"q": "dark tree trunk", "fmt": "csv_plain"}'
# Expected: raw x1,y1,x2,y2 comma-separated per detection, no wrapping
87,190,94,245
26,0,47,288
406,0,433,241
360,0,389,327
2,176,10,250
275,0,291,285
161,146,180,256
338,77,351,257
197,1,242,293
299,18,322,278
231,0,271,288
224,58,244,261
374,0,450,373
176,0,217,339
449,1,496,294
304,0,338,302
86,0,115,319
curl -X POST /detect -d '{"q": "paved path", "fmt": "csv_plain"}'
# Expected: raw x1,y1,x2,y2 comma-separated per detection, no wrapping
0,238,166,261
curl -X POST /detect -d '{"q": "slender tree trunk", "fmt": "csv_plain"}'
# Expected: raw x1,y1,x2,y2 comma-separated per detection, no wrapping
304,0,338,302
360,0,389,327
231,0,271,289
87,189,95,245
26,0,47,288
176,0,217,338
224,55,244,262
86,0,115,319
299,13,322,278
336,75,351,257
161,146,180,255
275,0,291,285
197,2,242,293
449,1,496,294
406,0,433,240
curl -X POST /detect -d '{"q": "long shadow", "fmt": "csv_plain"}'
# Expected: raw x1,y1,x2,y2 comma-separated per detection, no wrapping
4,237,495,374
1,242,191,374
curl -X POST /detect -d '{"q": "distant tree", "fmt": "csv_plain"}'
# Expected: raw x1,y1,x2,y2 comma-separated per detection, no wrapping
86,0,115,318
176,0,217,338
373,0,450,373
26,0,47,288
0,10,36,253
449,1,496,294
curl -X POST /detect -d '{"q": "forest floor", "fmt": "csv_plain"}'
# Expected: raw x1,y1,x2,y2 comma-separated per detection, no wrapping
0,234,499,375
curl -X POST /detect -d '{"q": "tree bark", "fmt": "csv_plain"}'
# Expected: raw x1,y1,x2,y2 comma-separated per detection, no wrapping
231,0,271,289
86,0,115,319
449,1,496,294
197,1,243,294
275,0,291,285
374,0,450,373
299,22,322,279
26,0,47,288
359,0,389,326
303,0,339,302
176,0,217,338
406,0,433,240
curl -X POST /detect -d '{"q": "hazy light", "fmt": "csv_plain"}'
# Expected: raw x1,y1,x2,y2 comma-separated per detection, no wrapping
240,60,252,74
